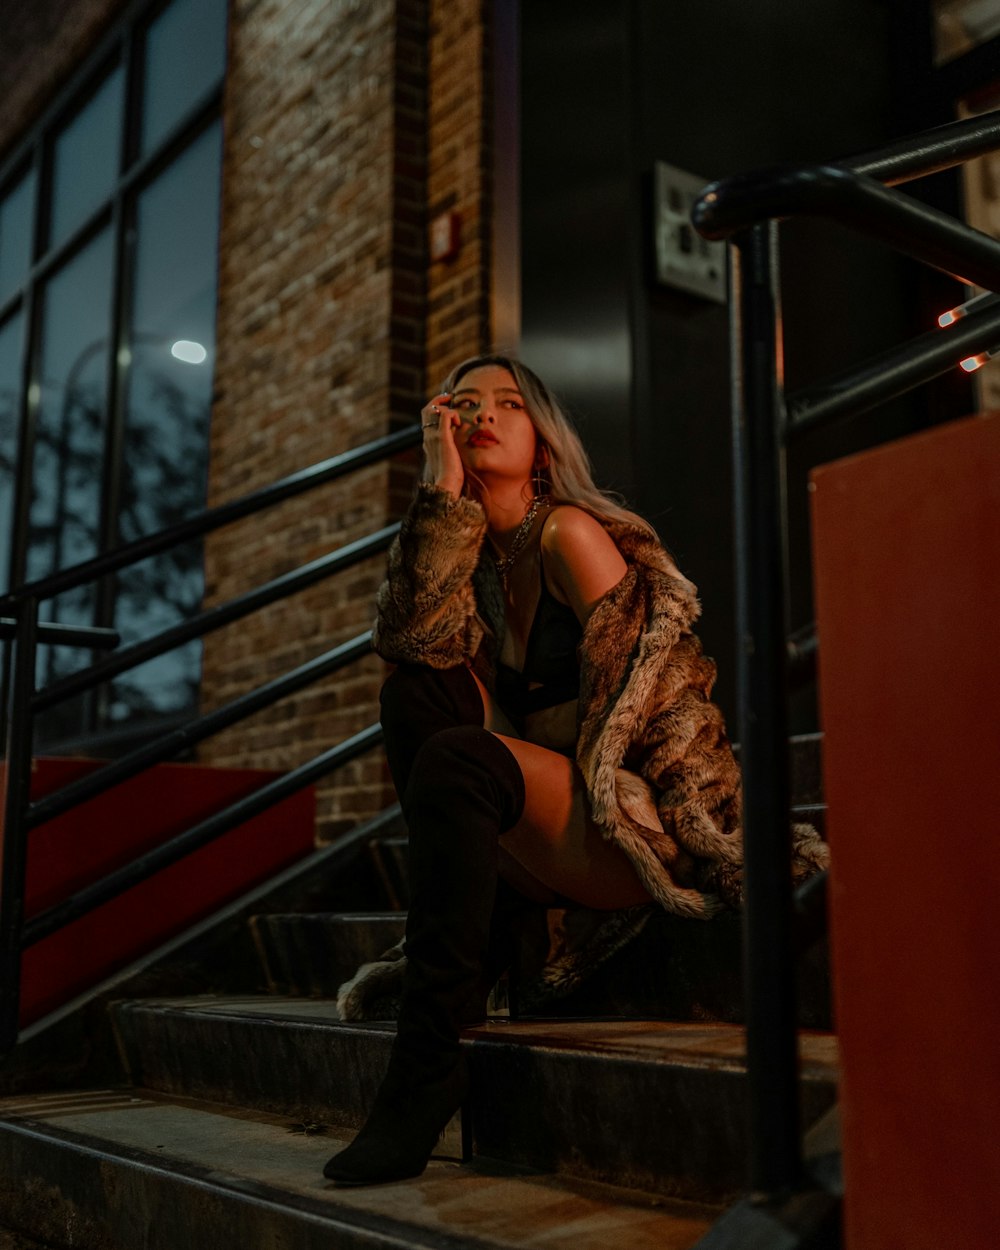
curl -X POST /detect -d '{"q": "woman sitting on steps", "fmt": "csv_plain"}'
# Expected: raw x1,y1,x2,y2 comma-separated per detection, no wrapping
323,353,828,1186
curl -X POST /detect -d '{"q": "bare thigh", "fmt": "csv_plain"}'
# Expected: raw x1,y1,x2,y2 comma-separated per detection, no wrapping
496,735,653,909
467,666,652,911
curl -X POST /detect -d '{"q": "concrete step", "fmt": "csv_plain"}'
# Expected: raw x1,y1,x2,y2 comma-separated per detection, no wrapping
109,996,837,1202
515,911,832,1028
249,896,830,1028
0,1086,723,1250
250,912,406,996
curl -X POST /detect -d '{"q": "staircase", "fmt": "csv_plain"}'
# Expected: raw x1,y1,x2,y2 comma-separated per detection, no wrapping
0,739,836,1250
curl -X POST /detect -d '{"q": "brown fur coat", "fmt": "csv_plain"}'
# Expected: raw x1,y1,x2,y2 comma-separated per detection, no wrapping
338,483,827,1019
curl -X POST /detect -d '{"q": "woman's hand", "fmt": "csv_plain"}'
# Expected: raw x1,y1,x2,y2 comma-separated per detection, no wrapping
420,393,465,498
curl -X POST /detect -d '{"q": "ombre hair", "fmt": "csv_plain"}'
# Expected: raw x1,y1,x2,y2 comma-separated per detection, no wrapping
431,353,659,541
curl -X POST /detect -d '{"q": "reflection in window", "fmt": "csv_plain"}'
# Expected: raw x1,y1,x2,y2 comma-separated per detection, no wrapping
30,230,114,696
49,67,125,250
4,0,226,750
0,169,37,306
0,313,24,592
142,0,228,155
110,123,222,720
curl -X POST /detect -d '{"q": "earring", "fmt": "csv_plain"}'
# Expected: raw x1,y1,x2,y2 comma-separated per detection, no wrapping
532,464,550,497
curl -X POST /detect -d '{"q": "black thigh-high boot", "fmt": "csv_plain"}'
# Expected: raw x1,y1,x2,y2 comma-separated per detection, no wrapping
379,662,485,799
379,662,537,1022
323,726,525,1185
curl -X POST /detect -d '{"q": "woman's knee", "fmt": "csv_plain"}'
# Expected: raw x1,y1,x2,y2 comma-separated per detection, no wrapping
379,662,485,730
404,726,525,832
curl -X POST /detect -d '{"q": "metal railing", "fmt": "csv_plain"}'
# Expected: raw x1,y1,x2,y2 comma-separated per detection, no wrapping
692,106,1000,1203
0,424,422,1053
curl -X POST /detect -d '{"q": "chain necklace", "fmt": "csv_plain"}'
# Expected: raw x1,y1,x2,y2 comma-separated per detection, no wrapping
491,496,551,590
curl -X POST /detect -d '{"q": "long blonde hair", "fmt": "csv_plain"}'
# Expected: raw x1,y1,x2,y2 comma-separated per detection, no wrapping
430,354,659,540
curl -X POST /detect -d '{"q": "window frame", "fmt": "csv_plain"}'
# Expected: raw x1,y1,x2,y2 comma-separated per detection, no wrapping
0,0,227,749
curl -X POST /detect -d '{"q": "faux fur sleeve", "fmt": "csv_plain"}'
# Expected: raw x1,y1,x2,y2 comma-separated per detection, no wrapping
372,482,489,667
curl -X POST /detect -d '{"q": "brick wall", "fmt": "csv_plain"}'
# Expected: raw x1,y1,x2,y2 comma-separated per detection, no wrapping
0,0,495,844
200,0,494,843
426,0,492,388
198,0,430,841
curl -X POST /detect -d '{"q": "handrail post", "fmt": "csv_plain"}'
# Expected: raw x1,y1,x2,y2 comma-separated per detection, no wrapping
729,221,803,1200
0,596,39,1054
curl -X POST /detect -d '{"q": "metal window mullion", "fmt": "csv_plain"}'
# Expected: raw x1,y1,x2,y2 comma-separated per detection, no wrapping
93,179,139,733
0,73,221,326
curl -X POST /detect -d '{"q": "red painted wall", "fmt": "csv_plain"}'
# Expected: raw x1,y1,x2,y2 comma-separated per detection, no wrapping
4,758,315,1027
811,412,1000,1248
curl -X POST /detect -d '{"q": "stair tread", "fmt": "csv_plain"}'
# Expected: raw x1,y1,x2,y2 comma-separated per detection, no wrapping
0,1087,720,1250
255,912,406,922
115,994,838,1079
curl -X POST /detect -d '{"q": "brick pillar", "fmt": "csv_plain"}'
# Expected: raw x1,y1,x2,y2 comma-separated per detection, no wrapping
200,0,431,841
425,0,493,388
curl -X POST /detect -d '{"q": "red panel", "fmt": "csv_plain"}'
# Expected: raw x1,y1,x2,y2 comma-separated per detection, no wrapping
2,759,315,1026
810,413,1000,1249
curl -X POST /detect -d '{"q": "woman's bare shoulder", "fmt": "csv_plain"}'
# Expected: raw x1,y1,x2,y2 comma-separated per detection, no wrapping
540,505,627,621
540,504,613,545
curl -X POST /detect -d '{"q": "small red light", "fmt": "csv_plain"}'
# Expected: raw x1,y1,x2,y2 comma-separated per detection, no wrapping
938,309,959,328
960,354,988,372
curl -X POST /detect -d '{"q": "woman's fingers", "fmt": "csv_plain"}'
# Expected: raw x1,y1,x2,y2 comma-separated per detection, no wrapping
420,392,465,495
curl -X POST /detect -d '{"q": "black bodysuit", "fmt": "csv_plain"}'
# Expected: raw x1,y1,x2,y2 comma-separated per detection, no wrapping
493,532,582,721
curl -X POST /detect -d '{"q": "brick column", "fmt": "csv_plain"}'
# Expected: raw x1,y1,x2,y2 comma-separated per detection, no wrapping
200,0,431,841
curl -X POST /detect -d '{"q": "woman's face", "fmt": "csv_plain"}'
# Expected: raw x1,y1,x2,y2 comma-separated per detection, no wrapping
450,365,542,482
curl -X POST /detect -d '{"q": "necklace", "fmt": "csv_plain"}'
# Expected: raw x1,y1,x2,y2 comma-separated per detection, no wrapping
491,496,551,589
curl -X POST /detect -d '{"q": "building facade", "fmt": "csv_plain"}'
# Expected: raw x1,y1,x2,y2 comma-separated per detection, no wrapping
0,0,982,843
0,0,494,841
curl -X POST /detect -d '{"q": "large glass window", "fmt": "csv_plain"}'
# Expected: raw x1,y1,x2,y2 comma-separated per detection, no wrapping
49,67,125,250
111,122,222,722
30,229,115,696
142,0,228,155
0,0,227,750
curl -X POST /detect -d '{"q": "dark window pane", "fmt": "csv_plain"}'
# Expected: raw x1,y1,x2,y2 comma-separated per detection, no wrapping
141,0,227,156
30,229,114,698
50,67,124,250
110,121,221,721
0,169,37,305
0,313,24,592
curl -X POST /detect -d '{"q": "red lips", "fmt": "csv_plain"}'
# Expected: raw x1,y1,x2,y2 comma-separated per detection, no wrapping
468,431,498,446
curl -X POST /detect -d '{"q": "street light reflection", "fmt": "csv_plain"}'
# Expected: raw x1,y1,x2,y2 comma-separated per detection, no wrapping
170,340,207,364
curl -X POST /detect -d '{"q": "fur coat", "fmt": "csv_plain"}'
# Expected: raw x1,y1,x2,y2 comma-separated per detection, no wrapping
338,483,828,1020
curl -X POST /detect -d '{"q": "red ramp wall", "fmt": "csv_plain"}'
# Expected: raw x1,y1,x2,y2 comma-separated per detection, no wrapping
811,412,1000,1249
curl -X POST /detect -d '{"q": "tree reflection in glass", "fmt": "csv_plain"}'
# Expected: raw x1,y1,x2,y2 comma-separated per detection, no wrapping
29,230,114,722
110,122,222,724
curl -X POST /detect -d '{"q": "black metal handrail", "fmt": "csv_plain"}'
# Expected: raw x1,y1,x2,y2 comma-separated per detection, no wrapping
23,724,384,948
25,632,374,830
692,106,1000,1207
31,528,398,712
0,423,422,1054
694,162,1000,289
838,108,1000,184
0,621,120,648
0,425,420,609
787,298,1000,433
